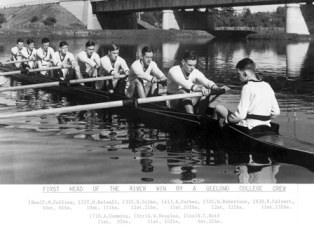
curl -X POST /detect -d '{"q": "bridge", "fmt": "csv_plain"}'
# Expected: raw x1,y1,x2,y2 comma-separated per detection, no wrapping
89,0,314,34
1,0,314,34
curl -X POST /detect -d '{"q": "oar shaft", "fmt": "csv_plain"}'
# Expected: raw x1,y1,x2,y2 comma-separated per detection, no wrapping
0,75,126,92
0,66,69,77
1,59,34,66
0,92,204,119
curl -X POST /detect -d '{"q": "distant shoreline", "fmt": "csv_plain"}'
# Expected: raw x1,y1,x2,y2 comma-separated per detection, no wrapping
0,29,214,40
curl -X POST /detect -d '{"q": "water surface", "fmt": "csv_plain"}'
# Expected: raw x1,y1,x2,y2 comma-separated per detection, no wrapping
0,34,313,184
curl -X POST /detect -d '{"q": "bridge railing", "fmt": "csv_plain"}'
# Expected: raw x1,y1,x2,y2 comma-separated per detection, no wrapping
215,26,285,32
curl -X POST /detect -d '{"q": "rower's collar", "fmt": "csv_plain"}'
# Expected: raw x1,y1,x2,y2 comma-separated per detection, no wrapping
247,79,262,83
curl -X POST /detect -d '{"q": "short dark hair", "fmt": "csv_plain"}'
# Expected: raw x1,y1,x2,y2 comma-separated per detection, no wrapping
108,44,119,52
236,58,255,71
141,46,153,56
182,50,197,61
26,39,34,45
85,40,95,48
59,41,68,48
17,38,24,43
42,38,50,44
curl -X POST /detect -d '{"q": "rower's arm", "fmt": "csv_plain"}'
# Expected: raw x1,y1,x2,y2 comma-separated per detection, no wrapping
131,64,154,82
120,59,130,75
195,72,217,89
151,63,165,79
168,70,194,90
228,86,250,123
77,52,97,68
100,57,114,74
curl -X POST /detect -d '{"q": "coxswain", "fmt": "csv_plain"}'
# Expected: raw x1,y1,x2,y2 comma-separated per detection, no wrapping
36,38,55,75
215,58,280,130
99,44,130,92
76,40,100,81
52,41,84,85
21,39,37,69
167,50,227,115
11,38,27,68
126,46,166,98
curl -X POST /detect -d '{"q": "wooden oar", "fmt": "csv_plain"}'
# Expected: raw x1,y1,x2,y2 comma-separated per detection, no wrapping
0,66,70,76
0,90,226,119
0,59,35,66
0,75,127,92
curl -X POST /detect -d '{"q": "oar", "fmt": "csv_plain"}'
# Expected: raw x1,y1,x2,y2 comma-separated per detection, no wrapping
0,90,226,119
0,75,127,92
0,59,35,66
0,66,70,76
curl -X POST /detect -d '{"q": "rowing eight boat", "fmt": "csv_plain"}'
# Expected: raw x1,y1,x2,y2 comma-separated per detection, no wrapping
1,65,314,161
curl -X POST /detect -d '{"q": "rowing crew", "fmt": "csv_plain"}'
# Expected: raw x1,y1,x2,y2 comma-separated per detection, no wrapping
7,39,280,130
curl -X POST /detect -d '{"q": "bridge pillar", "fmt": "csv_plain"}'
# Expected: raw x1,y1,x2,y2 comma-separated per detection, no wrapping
60,0,101,30
286,42,310,80
286,4,310,34
162,10,180,30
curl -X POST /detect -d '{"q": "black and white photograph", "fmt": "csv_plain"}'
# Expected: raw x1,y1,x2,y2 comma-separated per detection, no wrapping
0,0,313,224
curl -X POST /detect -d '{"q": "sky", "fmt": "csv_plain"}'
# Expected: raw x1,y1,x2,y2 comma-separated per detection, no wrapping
0,0,282,12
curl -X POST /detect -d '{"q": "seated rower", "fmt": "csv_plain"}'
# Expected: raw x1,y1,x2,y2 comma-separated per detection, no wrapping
21,39,37,69
52,41,84,84
36,38,55,75
77,40,100,82
215,58,280,130
11,38,26,68
126,46,166,98
99,44,130,92
167,50,225,115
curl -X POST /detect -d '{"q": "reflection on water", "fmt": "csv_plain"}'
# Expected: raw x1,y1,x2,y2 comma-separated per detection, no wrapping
0,35,314,184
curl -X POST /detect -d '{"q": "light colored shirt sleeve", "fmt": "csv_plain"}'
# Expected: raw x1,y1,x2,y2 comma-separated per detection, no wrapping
120,58,130,73
100,57,113,74
131,62,154,82
271,93,280,118
151,62,165,79
194,70,216,89
77,51,97,68
229,85,250,122
168,68,194,90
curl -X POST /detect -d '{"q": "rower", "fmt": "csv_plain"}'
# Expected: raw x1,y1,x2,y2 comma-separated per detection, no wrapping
11,38,26,68
21,39,37,69
77,40,100,83
99,44,130,92
36,38,55,75
126,46,166,98
52,41,84,85
167,50,226,115
215,58,280,130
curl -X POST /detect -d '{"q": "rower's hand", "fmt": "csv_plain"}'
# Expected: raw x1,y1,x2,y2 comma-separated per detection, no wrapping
158,76,167,87
220,85,230,92
112,71,120,79
201,87,211,96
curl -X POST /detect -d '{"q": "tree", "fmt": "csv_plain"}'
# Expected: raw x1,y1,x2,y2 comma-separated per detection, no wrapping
43,16,56,26
31,16,38,23
0,13,6,25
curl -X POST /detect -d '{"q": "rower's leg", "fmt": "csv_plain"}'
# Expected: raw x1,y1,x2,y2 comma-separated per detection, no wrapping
215,105,229,120
182,98,194,114
198,95,210,116
126,79,146,98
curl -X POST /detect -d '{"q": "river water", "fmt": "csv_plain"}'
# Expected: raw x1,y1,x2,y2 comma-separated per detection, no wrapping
0,34,313,184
